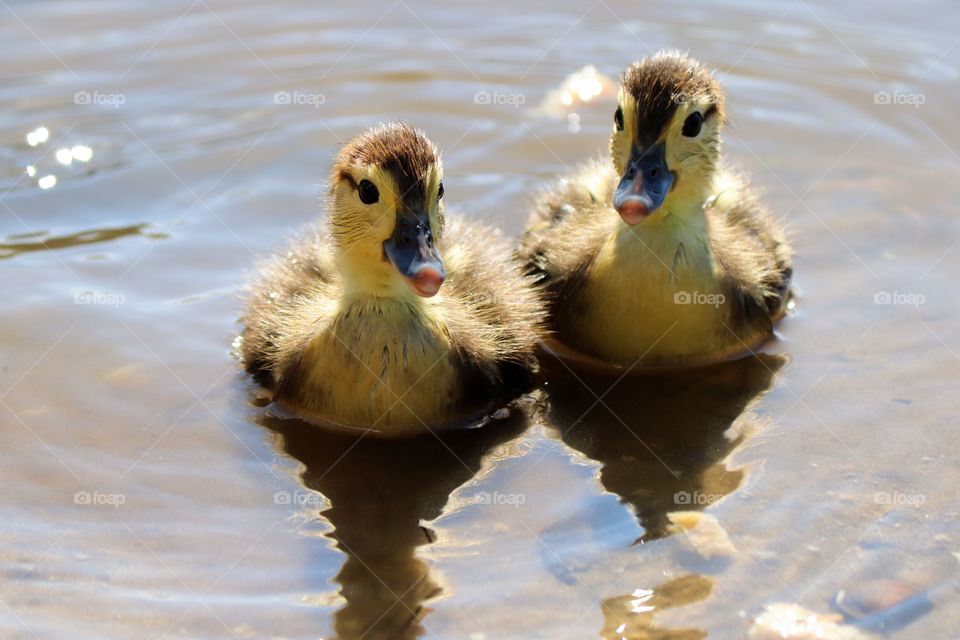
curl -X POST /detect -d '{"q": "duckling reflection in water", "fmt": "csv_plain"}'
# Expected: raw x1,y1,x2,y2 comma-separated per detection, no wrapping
543,354,786,542
521,51,793,366
240,123,544,435
260,407,530,640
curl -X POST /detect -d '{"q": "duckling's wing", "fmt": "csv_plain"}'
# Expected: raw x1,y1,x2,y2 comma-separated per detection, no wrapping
517,159,617,303
730,200,793,315
438,215,544,401
708,173,793,322
240,224,337,378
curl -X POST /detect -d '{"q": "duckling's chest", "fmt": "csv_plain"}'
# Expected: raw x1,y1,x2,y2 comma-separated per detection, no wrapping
297,298,461,428
564,225,730,361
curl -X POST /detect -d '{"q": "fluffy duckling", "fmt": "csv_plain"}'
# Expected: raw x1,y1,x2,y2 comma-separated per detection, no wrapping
520,50,792,367
240,123,543,435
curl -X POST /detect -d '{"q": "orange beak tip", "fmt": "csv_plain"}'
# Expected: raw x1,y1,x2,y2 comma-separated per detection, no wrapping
616,200,650,225
411,268,444,297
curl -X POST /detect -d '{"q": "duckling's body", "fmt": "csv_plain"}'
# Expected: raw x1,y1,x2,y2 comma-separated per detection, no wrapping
241,124,543,434
520,52,791,366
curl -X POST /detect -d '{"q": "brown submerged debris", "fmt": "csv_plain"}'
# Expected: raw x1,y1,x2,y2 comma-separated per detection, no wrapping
833,578,933,630
834,579,919,618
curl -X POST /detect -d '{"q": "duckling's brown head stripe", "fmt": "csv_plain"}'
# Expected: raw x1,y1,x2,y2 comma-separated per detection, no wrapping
335,122,438,209
621,51,724,147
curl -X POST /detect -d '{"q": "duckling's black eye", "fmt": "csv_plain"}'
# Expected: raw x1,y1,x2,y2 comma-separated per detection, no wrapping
357,179,379,205
437,182,444,201
682,111,703,138
614,106,624,131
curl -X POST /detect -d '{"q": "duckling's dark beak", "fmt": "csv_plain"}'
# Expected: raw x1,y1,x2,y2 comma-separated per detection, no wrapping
383,209,446,297
613,142,674,225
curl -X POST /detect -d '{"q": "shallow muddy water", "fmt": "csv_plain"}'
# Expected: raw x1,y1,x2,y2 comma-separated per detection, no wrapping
2,1,959,638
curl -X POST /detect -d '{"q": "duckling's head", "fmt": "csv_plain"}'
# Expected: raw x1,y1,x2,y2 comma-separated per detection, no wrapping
609,51,726,225
329,123,446,298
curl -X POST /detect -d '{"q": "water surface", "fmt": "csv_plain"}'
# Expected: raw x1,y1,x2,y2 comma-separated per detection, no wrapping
2,1,959,637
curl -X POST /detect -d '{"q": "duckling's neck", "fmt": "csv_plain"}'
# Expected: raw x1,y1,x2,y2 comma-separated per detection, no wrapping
337,244,419,304
670,164,720,214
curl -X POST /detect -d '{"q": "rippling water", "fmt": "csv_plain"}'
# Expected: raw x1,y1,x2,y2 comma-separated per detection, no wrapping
2,1,959,638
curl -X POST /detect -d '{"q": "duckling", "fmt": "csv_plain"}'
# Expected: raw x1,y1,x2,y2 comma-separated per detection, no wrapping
240,123,543,435
520,50,792,367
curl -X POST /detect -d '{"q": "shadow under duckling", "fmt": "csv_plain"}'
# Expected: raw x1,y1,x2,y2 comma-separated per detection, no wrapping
520,50,793,368
239,123,544,435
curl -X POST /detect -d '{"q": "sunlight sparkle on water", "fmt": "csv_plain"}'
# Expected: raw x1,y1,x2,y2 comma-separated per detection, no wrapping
535,65,617,117
26,126,49,147
38,175,57,189
560,65,605,104
629,587,655,613
71,145,93,162
56,145,94,164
